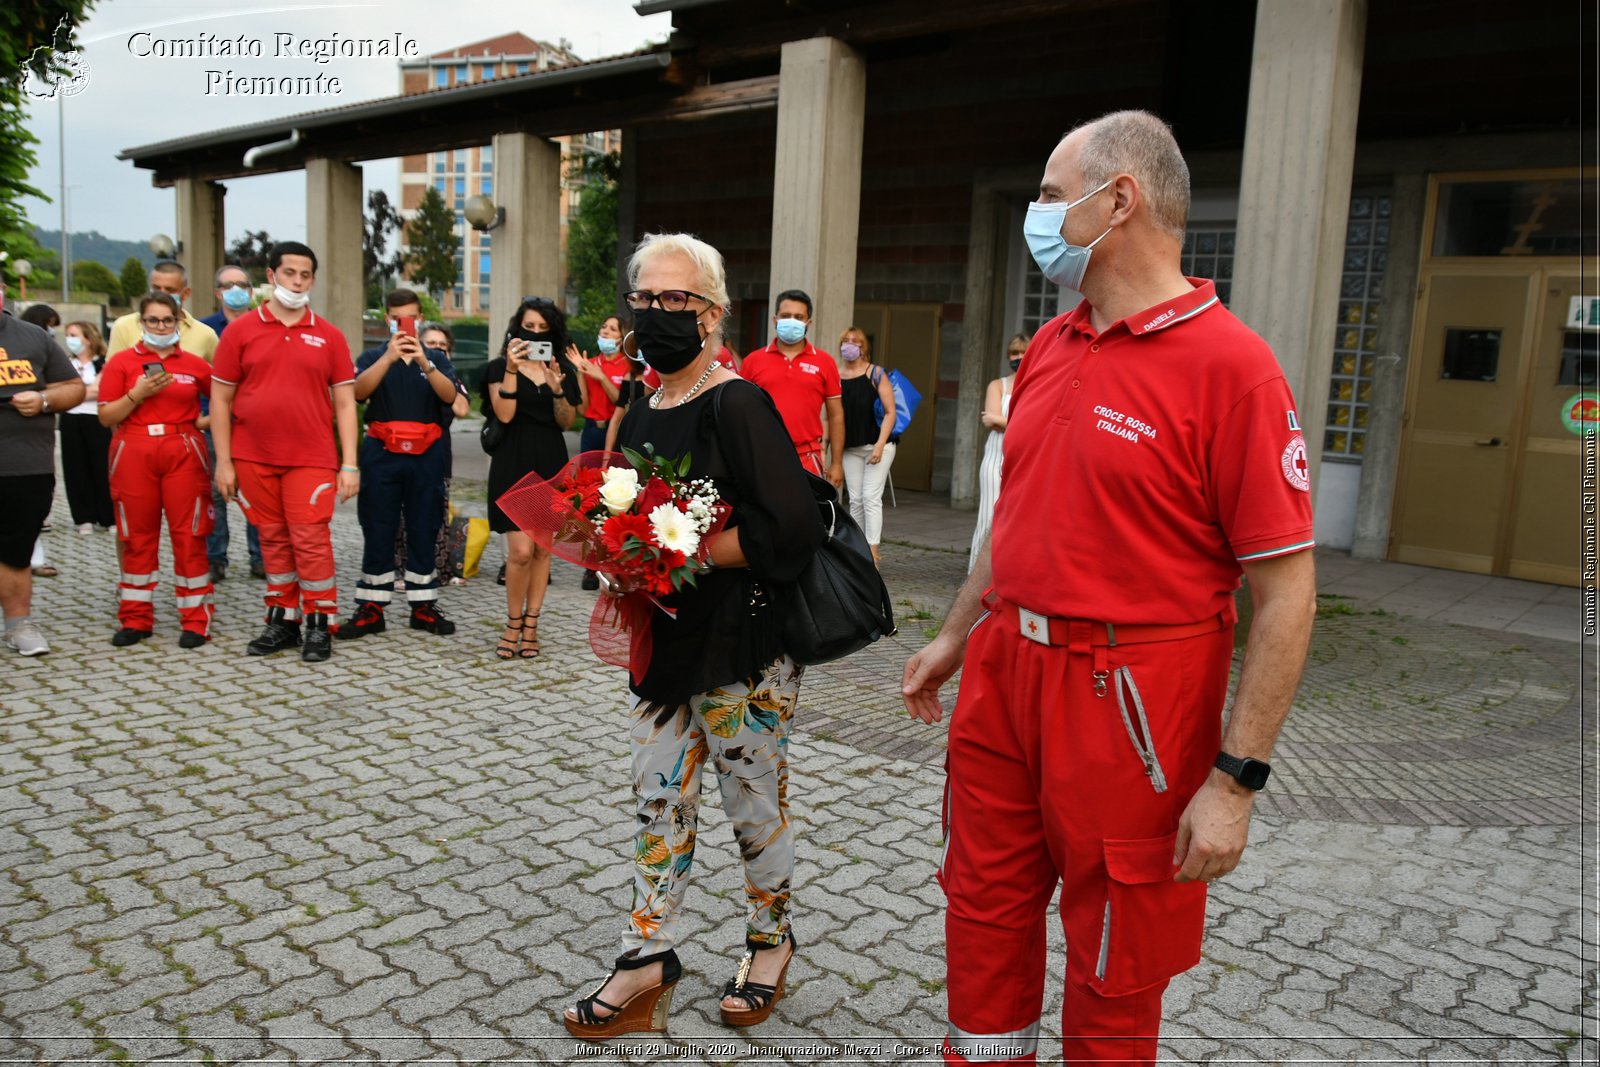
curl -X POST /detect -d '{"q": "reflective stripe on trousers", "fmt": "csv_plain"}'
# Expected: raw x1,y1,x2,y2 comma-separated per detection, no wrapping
946,1021,1040,1063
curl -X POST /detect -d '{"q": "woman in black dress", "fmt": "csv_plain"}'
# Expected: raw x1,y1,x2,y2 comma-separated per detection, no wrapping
562,233,820,1041
482,297,584,658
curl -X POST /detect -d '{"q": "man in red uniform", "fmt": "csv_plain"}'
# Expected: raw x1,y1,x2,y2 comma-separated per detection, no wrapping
741,289,845,488
902,110,1318,1065
211,242,360,663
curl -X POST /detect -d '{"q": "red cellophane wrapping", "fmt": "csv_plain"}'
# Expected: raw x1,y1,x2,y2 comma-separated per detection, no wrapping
496,450,728,684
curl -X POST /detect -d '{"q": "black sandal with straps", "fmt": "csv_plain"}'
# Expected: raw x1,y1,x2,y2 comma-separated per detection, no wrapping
720,933,796,1027
495,616,520,659
564,947,682,1040
520,612,541,658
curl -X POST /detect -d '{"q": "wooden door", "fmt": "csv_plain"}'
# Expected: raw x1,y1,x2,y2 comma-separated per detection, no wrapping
853,302,942,491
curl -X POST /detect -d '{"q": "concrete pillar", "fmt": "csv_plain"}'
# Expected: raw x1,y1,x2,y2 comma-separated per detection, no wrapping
768,36,866,358
305,158,365,350
1351,172,1425,560
1229,0,1367,494
951,187,1008,510
489,132,561,348
175,179,225,316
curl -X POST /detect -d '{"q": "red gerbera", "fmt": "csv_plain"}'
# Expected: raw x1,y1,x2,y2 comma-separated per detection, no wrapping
602,512,655,556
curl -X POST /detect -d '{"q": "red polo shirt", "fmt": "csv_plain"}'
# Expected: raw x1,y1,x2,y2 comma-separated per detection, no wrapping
991,279,1315,625
741,340,841,450
100,343,212,429
583,352,630,423
211,306,354,470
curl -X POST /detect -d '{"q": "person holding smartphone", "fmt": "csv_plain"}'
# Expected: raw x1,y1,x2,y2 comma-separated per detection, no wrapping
97,291,216,648
481,296,584,659
339,289,462,641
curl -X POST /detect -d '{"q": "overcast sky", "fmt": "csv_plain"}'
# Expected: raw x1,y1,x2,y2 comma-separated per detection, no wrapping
20,0,673,250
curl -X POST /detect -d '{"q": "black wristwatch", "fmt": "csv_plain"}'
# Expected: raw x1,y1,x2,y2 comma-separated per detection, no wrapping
1215,751,1271,791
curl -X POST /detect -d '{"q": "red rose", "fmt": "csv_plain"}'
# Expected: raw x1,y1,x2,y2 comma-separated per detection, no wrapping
637,476,674,515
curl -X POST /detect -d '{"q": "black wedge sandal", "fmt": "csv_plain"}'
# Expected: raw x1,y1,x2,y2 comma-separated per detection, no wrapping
720,933,796,1027
564,948,682,1040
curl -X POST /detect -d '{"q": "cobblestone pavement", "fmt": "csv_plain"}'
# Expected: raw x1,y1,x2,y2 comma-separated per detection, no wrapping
2,480,1595,1064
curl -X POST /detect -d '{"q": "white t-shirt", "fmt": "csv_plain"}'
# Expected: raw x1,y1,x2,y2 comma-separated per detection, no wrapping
67,356,99,416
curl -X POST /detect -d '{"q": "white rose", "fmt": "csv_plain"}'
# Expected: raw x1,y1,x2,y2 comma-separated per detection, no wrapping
649,502,701,556
598,470,639,514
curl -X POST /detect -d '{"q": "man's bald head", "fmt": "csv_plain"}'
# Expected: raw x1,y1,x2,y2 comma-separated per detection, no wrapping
1062,110,1190,242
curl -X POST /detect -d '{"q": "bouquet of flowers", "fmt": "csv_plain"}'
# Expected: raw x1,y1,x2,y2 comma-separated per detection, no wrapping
497,448,730,680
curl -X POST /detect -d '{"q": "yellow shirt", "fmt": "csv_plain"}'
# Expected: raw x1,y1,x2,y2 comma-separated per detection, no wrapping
108,310,218,362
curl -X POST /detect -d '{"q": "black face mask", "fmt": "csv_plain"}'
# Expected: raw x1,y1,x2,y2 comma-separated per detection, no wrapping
630,307,705,375
1009,358,1023,372
515,327,554,343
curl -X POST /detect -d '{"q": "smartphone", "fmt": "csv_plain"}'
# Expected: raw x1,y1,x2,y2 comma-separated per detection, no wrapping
393,315,418,338
142,361,164,378
529,340,553,362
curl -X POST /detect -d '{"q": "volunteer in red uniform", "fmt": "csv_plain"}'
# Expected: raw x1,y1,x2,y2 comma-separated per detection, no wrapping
211,241,359,664
740,289,845,488
570,313,628,591
98,292,215,648
902,110,1318,1065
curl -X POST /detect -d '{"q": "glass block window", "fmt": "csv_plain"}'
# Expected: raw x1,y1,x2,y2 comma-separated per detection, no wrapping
1017,254,1058,341
1325,194,1391,461
1180,228,1235,304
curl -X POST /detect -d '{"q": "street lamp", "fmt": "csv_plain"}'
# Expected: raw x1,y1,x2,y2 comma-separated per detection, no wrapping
463,195,504,232
14,259,31,301
149,233,179,258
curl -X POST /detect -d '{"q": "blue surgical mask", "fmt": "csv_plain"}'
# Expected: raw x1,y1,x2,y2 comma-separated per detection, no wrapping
142,329,180,349
1024,179,1114,291
596,336,619,355
774,318,807,345
65,335,84,355
222,286,251,310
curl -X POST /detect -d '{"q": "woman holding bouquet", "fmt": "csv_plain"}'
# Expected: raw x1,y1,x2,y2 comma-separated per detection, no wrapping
482,297,585,658
562,233,821,1039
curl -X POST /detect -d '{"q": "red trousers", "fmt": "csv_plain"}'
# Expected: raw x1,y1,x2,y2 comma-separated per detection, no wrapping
109,428,215,634
234,460,338,619
940,599,1233,1065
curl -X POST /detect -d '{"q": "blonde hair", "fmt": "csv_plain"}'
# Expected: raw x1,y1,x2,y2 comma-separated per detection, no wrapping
627,232,730,311
1067,109,1190,242
66,320,105,358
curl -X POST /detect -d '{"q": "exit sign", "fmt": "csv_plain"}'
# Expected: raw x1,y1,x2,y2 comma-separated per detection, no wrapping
1568,295,1600,331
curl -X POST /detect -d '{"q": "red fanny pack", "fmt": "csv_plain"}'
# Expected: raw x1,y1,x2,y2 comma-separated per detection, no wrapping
367,420,442,454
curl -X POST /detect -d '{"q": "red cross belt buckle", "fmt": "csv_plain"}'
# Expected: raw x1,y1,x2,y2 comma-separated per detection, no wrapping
1018,606,1051,645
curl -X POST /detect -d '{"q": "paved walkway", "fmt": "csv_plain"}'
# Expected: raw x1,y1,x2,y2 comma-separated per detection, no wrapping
1,461,1594,1064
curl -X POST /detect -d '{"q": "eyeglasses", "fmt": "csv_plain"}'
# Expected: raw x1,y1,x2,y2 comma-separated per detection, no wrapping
220,281,250,291
624,289,708,313
141,317,178,329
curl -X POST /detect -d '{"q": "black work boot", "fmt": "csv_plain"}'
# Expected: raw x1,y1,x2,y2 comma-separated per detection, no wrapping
336,602,386,640
408,602,456,635
246,607,301,656
301,613,332,663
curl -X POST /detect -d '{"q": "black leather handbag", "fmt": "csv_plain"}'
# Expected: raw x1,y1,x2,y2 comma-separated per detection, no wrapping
778,472,898,665
479,415,506,454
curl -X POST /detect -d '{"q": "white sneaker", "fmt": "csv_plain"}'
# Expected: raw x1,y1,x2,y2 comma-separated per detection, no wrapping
77,523,94,534
5,620,50,656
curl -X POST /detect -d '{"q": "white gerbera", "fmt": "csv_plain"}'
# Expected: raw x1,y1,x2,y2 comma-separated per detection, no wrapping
649,502,701,555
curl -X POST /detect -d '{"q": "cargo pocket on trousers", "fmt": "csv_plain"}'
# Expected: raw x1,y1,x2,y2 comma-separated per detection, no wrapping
1092,832,1207,997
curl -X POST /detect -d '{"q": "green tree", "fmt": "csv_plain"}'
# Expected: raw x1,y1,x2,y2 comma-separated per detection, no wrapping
71,259,120,301
363,189,405,307
118,256,145,304
0,3,99,265
226,229,274,283
564,149,620,337
404,186,459,301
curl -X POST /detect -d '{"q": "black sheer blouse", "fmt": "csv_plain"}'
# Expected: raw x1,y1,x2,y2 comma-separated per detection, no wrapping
615,378,822,704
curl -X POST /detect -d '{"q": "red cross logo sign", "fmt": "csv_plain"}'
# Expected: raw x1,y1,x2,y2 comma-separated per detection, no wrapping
1027,620,1039,634
1281,434,1311,492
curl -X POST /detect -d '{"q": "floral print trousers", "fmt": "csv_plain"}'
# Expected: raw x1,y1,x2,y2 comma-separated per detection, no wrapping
622,656,803,958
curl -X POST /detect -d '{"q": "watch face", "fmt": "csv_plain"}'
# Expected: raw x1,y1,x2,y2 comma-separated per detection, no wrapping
1239,759,1271,790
